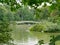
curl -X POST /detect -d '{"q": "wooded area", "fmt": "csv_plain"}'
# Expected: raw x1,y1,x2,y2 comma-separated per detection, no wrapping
0,0,60,45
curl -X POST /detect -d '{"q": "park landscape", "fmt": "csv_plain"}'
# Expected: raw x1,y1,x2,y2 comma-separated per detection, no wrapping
0,0,60,45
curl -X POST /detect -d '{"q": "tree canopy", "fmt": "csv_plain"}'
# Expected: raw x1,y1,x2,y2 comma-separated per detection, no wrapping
0,0,20,11
0,0,60,11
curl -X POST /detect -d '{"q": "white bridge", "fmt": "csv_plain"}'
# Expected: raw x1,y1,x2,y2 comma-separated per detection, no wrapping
15,21,40,24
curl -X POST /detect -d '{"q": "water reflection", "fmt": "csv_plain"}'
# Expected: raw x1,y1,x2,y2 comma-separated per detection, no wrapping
11,25,60,45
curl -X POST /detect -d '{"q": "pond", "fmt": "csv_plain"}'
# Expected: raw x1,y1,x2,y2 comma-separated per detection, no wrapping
11,24,60,45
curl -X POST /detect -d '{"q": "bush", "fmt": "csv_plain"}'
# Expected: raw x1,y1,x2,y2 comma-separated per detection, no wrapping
30,21,60,32
0,5,13,44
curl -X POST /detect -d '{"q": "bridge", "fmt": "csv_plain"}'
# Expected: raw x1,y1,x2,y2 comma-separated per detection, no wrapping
15,21,40,24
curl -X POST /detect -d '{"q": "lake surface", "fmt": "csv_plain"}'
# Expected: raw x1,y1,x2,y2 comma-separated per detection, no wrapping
11,24,60,45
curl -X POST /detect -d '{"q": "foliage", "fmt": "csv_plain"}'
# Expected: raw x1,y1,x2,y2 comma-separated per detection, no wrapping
34,6,51,20
22,0,60,22
0,0,60,45
22,0,60,10
0,0,20,11
0,5,13,44
30,21,60,32
15,6,35,21
22,0,52,7
0,0,60,11
0,5,14,21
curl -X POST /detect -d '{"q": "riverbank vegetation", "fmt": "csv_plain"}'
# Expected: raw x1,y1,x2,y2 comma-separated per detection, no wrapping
30,20,60,33
0,0,60,45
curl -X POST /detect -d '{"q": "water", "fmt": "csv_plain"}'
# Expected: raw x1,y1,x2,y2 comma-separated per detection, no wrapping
11,24,60,45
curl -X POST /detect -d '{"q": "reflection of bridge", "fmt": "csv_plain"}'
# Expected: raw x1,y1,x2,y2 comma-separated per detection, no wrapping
15,21,40,24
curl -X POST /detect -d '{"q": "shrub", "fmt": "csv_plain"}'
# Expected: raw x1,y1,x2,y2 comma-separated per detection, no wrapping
0,5,13,44
30,21,60,32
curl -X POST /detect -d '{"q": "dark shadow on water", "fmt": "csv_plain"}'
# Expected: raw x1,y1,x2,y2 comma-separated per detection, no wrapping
55,35,60,41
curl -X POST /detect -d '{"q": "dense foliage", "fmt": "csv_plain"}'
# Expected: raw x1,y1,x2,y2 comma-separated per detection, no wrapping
14,6,35,21
0,0,20,11
0,0,60,44
0,5,13,44
30,21,60,32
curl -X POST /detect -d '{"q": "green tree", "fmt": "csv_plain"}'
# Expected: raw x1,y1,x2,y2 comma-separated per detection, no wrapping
15,6,35,21
0,0,20,11
0,5,13,44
